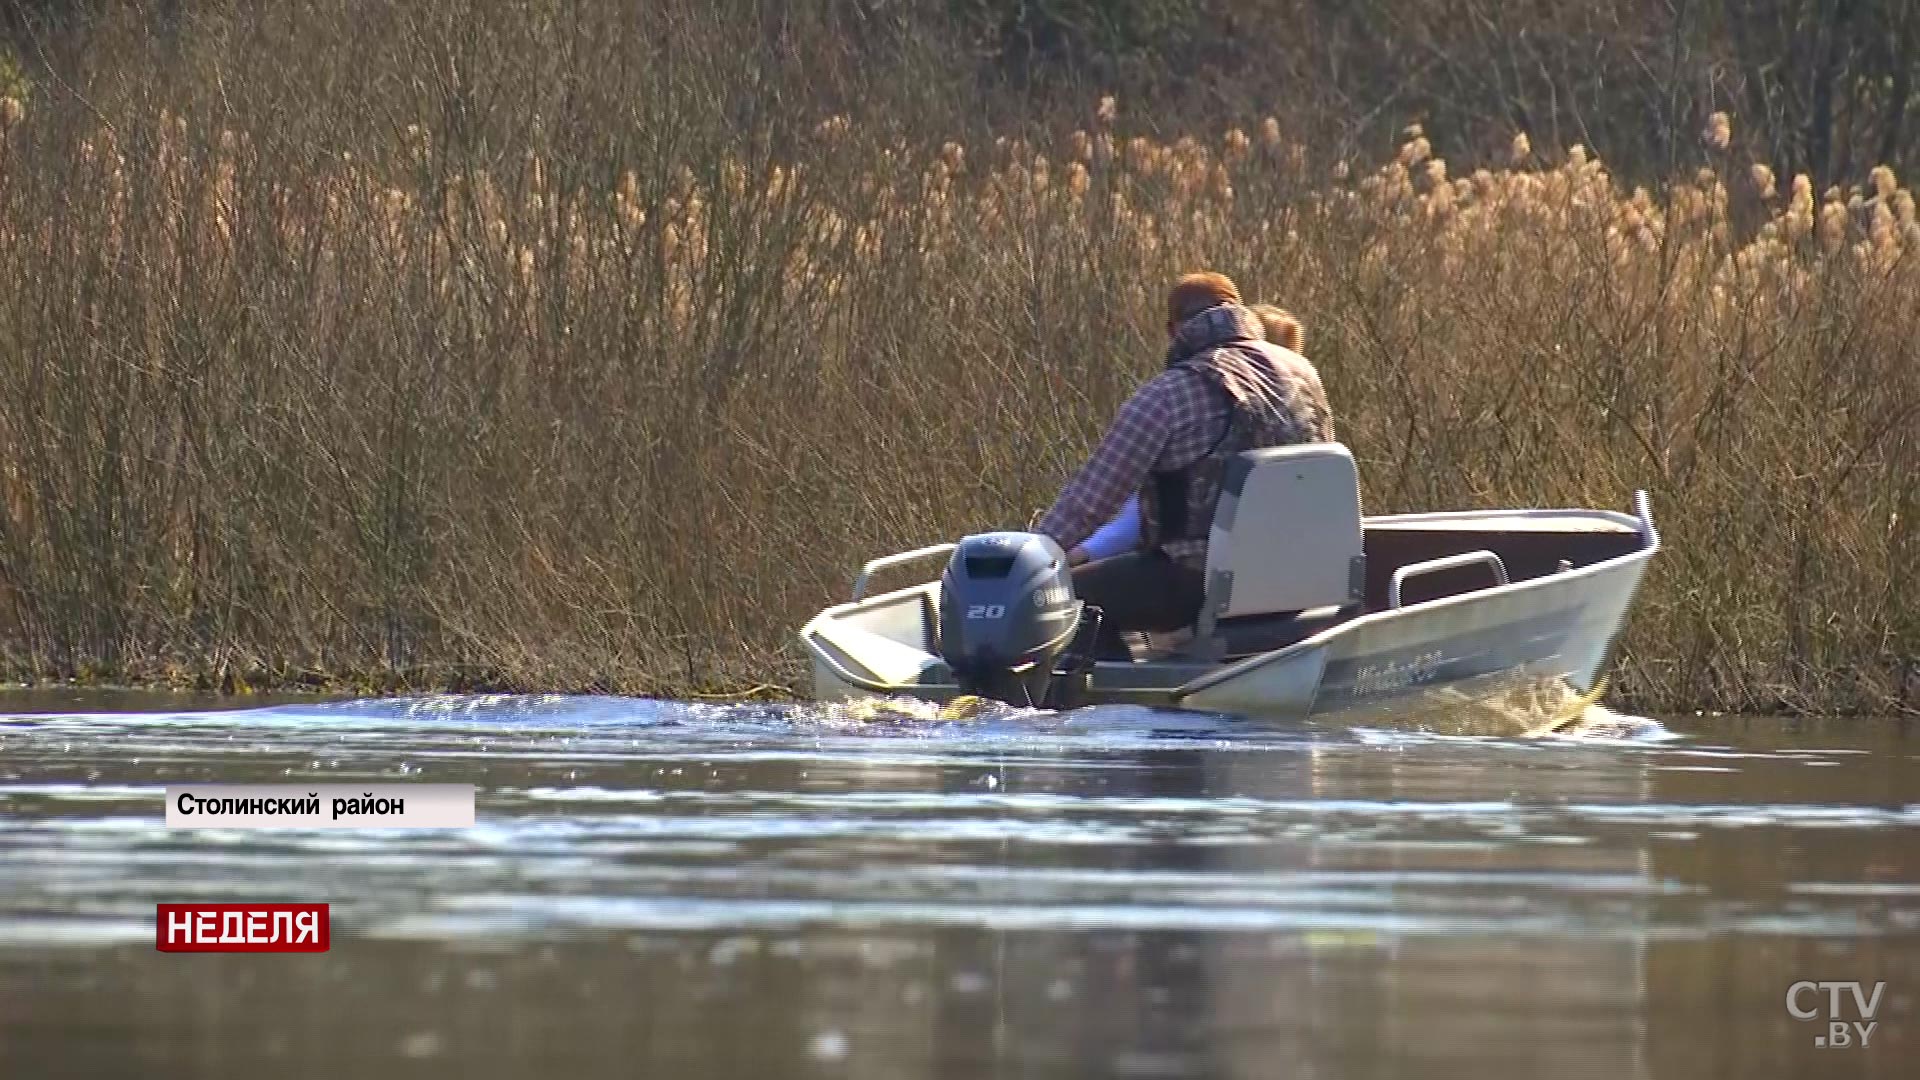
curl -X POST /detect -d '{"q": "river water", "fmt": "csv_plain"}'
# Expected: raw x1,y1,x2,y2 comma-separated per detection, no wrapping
0,690,1913,1079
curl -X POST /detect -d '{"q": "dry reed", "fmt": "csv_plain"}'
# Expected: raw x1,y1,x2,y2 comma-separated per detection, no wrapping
0,1,1913,713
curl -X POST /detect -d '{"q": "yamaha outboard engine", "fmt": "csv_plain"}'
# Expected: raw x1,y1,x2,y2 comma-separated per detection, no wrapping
937,532,1093,707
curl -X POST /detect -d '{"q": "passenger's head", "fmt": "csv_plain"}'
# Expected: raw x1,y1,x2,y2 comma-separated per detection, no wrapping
1251,304,1305,355
1165,271,1241,334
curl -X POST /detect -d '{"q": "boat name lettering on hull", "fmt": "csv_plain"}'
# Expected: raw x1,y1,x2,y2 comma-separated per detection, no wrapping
1352,650,1445,698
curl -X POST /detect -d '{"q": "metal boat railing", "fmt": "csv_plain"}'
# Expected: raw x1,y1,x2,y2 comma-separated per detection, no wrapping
1388,550,1510,609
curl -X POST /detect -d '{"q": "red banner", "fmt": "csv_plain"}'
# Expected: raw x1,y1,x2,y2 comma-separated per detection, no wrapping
155,903,331,952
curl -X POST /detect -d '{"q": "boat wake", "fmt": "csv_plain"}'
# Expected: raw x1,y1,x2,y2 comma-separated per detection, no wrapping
3,679,1669,745
795,676,1674,743
1340,674,1673,741
1545,702,1675,741
800,693,1055,731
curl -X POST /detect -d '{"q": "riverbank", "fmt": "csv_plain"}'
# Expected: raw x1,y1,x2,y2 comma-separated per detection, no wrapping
0,672,798,705
0,2,1914,716
0,673,1909,719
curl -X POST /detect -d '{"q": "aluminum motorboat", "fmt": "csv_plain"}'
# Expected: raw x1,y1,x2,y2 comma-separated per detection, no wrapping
799,444,1659,723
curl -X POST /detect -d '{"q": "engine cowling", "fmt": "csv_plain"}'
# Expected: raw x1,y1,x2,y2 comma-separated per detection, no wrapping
936,532,1083,705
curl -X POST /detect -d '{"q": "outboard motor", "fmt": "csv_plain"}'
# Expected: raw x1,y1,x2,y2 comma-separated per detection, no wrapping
936,532,1093,707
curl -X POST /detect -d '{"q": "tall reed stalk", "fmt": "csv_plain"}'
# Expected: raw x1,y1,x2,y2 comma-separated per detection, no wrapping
0,2,1913,713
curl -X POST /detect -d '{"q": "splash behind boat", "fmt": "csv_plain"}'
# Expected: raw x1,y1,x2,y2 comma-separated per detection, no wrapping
799,444,1659,723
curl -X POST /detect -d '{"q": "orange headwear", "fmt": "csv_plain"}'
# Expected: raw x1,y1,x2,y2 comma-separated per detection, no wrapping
1165,272,1242,327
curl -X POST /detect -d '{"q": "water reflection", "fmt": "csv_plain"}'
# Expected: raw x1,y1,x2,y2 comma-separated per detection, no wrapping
0,695,1913,1078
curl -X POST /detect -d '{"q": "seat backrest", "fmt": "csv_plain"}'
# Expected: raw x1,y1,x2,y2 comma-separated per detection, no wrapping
1201,443,1365,626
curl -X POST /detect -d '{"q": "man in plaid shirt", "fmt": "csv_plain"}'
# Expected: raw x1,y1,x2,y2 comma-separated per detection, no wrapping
1036,272,1332,657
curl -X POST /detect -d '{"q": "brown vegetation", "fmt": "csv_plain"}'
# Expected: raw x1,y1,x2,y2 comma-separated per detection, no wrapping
0,1,1913,713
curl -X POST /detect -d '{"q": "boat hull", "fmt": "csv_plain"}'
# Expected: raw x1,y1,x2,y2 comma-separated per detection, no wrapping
1177,543,1649,721
800,494,1659,727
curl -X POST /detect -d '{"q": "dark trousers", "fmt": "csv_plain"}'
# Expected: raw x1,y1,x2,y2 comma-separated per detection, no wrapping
1071,551,1206,659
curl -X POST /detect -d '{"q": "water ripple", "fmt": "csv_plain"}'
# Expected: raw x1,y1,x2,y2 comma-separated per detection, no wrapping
1,694,1915,959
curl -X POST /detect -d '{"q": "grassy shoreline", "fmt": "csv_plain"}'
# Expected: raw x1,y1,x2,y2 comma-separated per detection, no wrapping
0,674,798,704
0,672,1905,719
0,2,1914,717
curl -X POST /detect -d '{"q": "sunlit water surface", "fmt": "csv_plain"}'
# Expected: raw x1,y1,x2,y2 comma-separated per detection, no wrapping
0,690,1914,1079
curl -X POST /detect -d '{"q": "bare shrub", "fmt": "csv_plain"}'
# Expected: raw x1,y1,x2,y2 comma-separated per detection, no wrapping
0,1,1912,712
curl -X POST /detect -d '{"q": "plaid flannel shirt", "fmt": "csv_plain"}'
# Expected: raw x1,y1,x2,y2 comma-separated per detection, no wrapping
1036,366,1230,568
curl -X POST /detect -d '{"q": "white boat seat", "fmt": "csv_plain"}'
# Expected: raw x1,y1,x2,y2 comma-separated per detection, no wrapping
1186,443,1366,660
